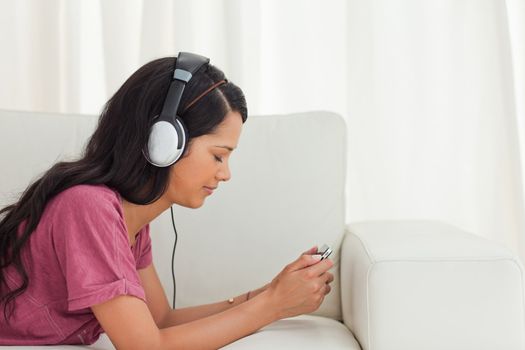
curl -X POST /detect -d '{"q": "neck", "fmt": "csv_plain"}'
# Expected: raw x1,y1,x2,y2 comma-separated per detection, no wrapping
121,196,172,246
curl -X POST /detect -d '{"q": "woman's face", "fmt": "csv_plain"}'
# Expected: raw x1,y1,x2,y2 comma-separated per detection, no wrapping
166,110,243,208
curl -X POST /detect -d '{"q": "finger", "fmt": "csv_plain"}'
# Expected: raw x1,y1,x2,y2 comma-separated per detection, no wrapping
323,272,334,284
319,273,332,285
304,258,334,276
301,245,318,256
324,284,331,295
318,292,326,305
287,254,324,272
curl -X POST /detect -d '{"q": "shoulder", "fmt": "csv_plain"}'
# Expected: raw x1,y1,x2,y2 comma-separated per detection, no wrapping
46,184,123,220
53,184,119,206
42,185,127,246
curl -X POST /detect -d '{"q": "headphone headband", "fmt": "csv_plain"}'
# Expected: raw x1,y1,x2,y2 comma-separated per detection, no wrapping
158,52,210,122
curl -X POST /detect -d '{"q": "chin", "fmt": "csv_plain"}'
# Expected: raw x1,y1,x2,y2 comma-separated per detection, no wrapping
190,202,205,209
180,198,205,209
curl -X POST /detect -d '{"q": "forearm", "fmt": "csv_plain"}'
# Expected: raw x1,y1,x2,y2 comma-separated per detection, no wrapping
161,284,268,328
159,289,278,350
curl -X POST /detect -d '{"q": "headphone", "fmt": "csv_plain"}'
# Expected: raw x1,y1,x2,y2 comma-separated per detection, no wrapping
143,52,210,167
142,52,210,308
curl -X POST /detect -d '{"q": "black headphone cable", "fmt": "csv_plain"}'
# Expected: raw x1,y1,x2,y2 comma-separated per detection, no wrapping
170,206,178,309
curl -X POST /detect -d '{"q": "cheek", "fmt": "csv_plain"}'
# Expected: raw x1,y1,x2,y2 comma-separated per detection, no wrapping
169,160,211,195
166,175,204,208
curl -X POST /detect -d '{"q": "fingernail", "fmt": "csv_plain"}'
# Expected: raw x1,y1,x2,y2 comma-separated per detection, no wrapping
311,254,322,261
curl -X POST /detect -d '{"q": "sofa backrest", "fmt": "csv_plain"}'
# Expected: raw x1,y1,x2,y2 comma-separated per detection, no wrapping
0,109,346,320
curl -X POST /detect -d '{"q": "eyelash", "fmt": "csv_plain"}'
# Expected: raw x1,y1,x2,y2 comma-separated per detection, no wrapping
214,155,223,163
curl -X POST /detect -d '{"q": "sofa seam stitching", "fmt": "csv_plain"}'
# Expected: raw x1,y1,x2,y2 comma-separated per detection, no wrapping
371,257,520,263
347,231,375,349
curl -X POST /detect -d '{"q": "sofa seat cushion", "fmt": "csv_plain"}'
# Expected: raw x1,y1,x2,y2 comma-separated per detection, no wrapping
0,315,360,349
0,334,113,350
223,315,361,349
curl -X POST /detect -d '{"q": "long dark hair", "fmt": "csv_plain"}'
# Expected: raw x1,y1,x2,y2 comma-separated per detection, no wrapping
0,56,248,322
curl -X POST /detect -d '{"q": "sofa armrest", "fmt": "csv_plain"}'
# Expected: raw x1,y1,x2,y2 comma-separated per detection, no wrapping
339,220,525,350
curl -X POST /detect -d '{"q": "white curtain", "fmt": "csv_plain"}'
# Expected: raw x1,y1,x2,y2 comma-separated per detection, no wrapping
1,0,525,261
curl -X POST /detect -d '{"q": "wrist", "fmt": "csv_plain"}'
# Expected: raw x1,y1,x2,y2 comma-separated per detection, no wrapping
251,283,269,298
227,290,252,307
257,289,281,323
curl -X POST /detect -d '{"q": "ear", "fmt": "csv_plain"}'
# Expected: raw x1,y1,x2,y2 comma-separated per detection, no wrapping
181,139,194,158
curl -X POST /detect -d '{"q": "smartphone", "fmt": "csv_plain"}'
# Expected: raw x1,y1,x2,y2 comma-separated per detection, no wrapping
317,244,333,260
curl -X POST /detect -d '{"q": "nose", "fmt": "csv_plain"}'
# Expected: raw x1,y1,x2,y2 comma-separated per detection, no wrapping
216,162,231,182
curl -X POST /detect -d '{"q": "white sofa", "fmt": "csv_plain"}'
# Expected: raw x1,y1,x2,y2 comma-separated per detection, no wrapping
0,109,524,349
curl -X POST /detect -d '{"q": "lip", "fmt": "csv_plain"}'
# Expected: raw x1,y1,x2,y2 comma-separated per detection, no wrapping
203,186,216,195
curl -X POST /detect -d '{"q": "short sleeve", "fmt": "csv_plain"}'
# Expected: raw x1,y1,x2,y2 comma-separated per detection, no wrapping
135,224,152,270
49,185,147,311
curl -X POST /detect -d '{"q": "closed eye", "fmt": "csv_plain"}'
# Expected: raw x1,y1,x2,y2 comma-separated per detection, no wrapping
214,155,223,163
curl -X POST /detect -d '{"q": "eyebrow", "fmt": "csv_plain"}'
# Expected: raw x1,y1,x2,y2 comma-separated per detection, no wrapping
214,145,235,152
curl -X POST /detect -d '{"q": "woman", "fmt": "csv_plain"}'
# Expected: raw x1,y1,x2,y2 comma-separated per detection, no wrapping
0,53,334,349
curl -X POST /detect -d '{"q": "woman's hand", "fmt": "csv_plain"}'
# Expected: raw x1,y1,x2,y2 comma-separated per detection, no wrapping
265,246,334,320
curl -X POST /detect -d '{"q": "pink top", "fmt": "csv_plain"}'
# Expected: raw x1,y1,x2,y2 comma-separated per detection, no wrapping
0,184,152,345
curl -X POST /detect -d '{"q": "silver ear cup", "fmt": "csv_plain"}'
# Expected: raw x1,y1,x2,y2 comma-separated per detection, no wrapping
145,119,187,167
